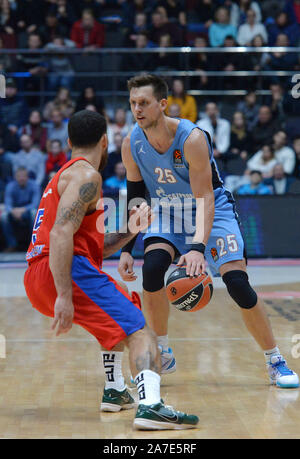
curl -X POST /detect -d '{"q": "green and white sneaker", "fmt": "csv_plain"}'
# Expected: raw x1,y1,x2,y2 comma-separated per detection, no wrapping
133,402,199,430
100,387,135,412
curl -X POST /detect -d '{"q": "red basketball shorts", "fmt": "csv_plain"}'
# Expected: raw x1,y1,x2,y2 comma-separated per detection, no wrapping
24,255,145,350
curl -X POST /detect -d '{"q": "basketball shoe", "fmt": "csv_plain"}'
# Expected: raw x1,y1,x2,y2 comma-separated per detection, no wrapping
133,401,199,430
159,345,176,374
267,355,299,388
100,386,135,412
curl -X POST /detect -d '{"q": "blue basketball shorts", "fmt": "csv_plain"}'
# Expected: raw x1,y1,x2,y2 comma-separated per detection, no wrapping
143,187,245,277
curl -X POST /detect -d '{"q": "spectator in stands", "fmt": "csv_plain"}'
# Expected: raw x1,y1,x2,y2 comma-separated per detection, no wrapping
155,0,186,26
0,35,13,71
107,108,131,153
47,109,69,152
71,9,105,49
123,32,153,73
247,144,278,177
45,139,67,177
267,11,300,46
125,0,156,26
0,149,12,202
197,102,231,157
293,136,300,178
17,32,48,106
190,36,212,91
43,87,75,121
264,33,298,85
72,0,101,19
273,130,296,175
0,0,17,48
102,132,123,180
0,78,29,130
125,11,148,47
166,79,197,123
154,33,179,71
20,110,48,153
251,105,281,153
54,0,77,35
12,134,45,186
194,0,216,28
216,35,247,89
45,35,76,91
0,166,40,252
0,122,20,157
224,111,251,191
263,83,286,125
237,170,273,195
264,163,295,194
16,0,46,45
248,34,270,72
103,161,127,197
149,8,184,46
75,86,105,114
168,103,181,118
231,0,262,27
236,91,259,131
208,7,237,47
228,111,252,159
39,11,69,43
237,8,268,45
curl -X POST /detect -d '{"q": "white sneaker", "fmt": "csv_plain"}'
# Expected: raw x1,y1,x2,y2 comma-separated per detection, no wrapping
267,355,299,388
159,345,176,374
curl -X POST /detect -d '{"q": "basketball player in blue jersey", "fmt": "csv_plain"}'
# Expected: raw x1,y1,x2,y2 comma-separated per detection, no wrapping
118,74,299,388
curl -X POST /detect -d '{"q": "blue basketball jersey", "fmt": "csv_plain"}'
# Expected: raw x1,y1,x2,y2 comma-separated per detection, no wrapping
130,118,223,205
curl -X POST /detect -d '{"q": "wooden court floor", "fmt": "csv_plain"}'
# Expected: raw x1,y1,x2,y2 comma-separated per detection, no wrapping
0,282,300,439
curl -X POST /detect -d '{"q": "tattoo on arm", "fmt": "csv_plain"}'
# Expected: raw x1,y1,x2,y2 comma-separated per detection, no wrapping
103,231,133,255
55,181,98,230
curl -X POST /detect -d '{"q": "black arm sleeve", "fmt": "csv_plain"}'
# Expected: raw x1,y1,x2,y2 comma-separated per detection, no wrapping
121,179,147,254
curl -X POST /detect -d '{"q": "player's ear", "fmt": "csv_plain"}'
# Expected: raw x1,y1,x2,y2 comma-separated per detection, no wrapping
160,98,168,112
67,138,72,149
100,133,108,150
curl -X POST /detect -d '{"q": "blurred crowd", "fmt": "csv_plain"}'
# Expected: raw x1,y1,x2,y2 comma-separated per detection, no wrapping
0,0,300,251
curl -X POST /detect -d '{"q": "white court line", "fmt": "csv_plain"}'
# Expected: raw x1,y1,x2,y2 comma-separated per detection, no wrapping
3,337,297,343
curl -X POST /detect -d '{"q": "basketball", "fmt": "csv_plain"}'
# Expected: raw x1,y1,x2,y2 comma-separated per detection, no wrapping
166,267,213,312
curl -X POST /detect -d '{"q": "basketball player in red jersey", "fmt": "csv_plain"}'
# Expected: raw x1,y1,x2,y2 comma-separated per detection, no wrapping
24,110,198,430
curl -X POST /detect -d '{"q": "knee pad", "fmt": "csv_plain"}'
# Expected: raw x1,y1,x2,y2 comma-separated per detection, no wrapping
143,249,172,292
222,270,257,309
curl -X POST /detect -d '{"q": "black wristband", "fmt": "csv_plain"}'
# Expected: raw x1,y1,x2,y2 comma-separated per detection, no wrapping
190,243,206,254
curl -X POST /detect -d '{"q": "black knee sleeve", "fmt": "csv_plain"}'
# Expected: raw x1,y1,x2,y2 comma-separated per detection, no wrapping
222,270,257,309
143,249,172,292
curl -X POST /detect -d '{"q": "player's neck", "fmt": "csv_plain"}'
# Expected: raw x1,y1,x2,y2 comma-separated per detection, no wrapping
71,148,101,171
143,117,179,153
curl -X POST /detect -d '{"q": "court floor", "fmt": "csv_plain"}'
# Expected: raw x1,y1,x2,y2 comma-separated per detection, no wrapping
0,259,300,439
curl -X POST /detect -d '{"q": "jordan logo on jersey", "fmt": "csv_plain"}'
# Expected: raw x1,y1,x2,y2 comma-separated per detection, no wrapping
173,149,184,168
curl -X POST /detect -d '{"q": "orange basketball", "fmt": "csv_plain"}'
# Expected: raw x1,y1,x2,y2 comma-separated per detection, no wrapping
166,267,213,312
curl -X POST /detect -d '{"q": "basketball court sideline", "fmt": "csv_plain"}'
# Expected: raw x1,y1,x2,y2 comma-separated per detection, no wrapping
0,259,300,439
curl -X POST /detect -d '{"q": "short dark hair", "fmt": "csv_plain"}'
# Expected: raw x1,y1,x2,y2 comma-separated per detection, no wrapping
127,74,168,101
250,170,262,176
68,110,107,148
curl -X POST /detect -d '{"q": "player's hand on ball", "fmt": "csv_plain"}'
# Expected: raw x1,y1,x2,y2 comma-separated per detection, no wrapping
51,295,74,336
177,251,206,278
118,252,137,282
128,202,154,234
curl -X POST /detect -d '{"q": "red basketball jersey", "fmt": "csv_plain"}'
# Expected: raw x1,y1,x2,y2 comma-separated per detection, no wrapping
26,157,104,267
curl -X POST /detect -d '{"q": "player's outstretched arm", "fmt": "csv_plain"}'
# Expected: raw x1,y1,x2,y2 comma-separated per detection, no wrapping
178,129,215,277
49,169,100,336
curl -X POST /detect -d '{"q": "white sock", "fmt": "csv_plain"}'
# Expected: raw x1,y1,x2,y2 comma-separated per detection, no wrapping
101,351,126,391
157,335,169,352
135,370,161,406
264,346,280,364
